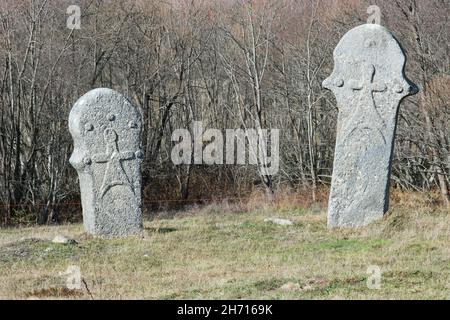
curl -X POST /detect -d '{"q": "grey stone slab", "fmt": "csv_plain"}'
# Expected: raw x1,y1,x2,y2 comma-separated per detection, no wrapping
69,88,144,236
323,24,418,228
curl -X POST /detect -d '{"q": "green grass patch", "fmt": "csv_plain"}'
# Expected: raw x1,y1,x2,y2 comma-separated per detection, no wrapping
0,206,449,299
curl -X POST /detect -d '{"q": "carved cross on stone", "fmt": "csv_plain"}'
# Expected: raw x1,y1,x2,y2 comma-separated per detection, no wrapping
69,88,144,237
92,128,136,198
322,24,418,228
348,64,387,125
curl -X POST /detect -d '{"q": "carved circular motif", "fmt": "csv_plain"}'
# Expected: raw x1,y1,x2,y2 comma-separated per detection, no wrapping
395,86,404,93
84,123,94,132
135,150,144,159
83,157,92,165
108,113,116,121
334,79,344,87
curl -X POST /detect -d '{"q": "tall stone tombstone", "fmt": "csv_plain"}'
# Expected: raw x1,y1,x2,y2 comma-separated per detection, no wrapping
69,88,144,236
323,24,418,228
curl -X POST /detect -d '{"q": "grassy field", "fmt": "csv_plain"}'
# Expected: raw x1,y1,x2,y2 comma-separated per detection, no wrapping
0,200,449,299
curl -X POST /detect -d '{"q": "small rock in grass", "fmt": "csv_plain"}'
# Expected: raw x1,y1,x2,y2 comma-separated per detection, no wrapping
301,284,314,291
264,218,294,226
280,282,300,292
52,235,77,245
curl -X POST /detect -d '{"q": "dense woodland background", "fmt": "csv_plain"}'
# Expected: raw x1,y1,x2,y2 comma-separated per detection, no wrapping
0,0,448,225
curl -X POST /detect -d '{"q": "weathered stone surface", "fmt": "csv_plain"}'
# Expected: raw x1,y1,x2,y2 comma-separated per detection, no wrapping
323,24,417,228
69,88,144,236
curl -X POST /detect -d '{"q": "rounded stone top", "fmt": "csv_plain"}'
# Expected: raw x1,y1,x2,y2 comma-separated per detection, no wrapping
74,87,123,101
68,88,141,138
322,24,418,98
334,24,402,57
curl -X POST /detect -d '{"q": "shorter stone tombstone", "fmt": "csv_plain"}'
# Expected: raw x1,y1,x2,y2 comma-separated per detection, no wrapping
69,88,144,236
323,24,418,228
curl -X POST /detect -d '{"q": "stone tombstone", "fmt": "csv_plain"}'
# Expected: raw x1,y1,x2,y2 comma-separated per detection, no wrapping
323,24,417,228
69,88,144,236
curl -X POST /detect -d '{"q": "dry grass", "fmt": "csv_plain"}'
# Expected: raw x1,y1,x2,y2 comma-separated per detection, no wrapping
0,195,449,300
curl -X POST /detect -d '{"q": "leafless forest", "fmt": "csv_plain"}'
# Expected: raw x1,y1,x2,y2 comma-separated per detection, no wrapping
0,0,448,225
